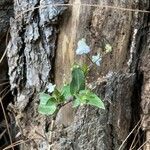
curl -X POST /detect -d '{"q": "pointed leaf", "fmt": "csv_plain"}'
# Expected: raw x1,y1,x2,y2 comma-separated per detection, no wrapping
87,93,105,109
76,92,88,105
79,90,105,109
73,98,80,108
70,66,85,95
39,93,51,105
38,104,57,115
52,89,64,103
38,97,57,115
61,84,72,100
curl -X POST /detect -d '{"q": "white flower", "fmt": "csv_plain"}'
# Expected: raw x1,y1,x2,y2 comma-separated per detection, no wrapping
105,44,112,53
92,53,102,66
46,83,56,93
76,38,91,55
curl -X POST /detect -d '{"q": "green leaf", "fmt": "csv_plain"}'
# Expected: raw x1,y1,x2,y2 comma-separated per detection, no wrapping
38,97,57,115
39,93,51,105
81,64,89,76
75,92,87,105
73,98,80,108
70,66,85,95
38,104,57,115
52,89,61,98
74,93,87,107
52,89,64,103
79,90,105,109
61,84,72,100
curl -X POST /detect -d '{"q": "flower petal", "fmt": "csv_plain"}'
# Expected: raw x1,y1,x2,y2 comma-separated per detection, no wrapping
92,53,102,66
76,38,90,55
47,83,56,93
105,44,112,53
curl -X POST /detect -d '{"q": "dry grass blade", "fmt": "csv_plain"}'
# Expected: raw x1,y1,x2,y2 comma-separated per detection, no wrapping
129,119,143,150
0,85,10,97
118,119,142,150
0,82,9,87
130,140,139,150
0,89,14,150
3,139,31,150
137,139,150,150
0,129,7,140
0,28,10,64
0,48,8,64
15,3,150,19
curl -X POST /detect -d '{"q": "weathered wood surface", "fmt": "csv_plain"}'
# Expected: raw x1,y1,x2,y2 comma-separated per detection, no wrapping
7,0,67,149
54,0,149,150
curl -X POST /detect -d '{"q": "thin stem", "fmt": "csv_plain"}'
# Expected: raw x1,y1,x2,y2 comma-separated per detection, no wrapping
86,54,95,65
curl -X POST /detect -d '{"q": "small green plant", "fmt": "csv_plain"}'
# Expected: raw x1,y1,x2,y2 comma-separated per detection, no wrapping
38,38,105,115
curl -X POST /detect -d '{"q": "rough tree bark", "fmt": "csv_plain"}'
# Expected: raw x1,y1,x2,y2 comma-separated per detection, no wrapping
54,0,150,150
6,0,67,149
140,28,150,150
0,0,148,150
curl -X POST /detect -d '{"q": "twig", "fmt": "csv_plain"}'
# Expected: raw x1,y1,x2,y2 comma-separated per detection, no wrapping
49,119,55,143
15,3,150,20
48,119,55,150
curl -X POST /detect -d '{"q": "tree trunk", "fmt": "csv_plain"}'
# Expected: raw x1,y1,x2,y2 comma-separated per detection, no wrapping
0,0,149,149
